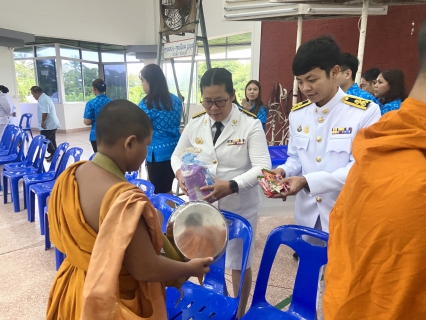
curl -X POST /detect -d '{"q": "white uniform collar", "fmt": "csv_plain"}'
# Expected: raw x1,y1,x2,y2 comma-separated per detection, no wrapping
209,104,236,128
313,87,345,111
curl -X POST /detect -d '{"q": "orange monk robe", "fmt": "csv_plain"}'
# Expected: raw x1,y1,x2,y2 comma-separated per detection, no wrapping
46,162,167,320
324,98,426,320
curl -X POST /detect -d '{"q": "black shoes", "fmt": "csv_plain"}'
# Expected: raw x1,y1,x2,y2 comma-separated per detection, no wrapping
45,155,53,162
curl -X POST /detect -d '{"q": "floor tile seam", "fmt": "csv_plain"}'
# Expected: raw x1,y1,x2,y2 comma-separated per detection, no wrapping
0,241,44,256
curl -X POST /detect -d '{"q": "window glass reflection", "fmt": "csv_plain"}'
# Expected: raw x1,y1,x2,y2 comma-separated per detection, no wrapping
36,59,59,102
62,60,84,102
83,63,99,101
104,64,127,100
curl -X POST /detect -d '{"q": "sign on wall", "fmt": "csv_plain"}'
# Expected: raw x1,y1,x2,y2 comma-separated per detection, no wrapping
164,39,197,59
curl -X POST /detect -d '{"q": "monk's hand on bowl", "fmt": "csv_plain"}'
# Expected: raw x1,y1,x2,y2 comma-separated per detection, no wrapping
176,169,188,196
201,180,233,203
276,176,307,197
188,257,213,277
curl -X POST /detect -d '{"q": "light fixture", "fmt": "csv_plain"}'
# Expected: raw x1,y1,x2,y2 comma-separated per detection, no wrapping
224,7,298,19
308,7,386,14
224,3,288,11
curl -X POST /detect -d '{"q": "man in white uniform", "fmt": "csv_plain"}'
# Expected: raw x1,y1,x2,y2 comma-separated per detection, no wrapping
274,37,381,252
171,68,271,318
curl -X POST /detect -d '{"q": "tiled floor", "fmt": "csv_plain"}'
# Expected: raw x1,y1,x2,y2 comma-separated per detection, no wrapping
0,131,324,320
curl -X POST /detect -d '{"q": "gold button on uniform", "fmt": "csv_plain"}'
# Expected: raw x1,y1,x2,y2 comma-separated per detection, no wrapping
212,160,217,164
316,197,322,203
318,117,324,123
316,156,322,162
322,108,329,114
316,136,322,142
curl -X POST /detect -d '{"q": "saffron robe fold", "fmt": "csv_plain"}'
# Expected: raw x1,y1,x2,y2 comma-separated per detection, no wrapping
46,161,167,319
324,98,426,319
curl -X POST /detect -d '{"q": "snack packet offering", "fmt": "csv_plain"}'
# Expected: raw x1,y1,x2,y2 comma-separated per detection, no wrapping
180,148,215,201
258,168,290,199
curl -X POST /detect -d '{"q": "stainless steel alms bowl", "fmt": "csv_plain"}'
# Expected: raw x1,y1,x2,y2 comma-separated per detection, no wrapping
167,201,228,263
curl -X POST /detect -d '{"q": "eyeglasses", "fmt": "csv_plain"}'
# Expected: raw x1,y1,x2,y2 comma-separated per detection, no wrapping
201,98,229,109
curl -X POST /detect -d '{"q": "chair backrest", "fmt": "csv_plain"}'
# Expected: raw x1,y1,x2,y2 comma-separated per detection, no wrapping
250,225,328,319
129,179,155,198
125,171,139,181
56,147,84,177
1,125,17,147
203,210,253,299
19,113,33,130
48,142,69,173
89,153,96,161
22,135,46,167
150,193,185,232
6,131,27,161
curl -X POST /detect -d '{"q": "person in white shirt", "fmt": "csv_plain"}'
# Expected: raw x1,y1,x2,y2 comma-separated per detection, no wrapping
0,87,11,139
171,68,271,318
0,86,18,126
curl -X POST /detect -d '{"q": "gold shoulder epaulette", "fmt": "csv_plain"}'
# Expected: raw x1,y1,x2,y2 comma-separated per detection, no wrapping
342,95,371,110
291,99,311,112
239,108,257,119
192,111,206,119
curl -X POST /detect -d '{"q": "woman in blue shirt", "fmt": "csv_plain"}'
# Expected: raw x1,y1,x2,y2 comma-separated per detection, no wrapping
138,64,182,194
83,79,112,152
374,69,407,115
241,80,268,130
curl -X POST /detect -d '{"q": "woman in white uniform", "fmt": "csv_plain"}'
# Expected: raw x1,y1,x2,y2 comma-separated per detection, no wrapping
0,86,18,126
171,68,271,318
0,86,12,139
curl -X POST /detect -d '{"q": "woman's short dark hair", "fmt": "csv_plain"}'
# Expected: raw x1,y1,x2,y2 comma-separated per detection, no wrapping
140,64,172,111
92,79,106,93
200,68,234,96
0,85,9,93
245,80,264,116
379,69,407,104
292,36,342,77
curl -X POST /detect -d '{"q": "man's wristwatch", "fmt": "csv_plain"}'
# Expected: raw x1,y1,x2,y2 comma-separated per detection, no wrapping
229,180,239,193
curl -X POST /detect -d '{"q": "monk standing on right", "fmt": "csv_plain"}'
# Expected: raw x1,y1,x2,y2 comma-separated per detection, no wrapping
324,20,426,319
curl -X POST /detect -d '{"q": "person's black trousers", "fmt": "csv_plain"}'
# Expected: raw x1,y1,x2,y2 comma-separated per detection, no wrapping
40,129,57,155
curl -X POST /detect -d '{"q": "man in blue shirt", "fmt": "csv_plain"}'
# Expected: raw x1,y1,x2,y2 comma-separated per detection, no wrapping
31,86,61,162
336,53,376,101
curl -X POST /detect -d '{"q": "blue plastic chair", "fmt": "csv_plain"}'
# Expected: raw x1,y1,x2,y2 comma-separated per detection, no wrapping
24,142,69,224
3,136,49,212
89,153,96,161
0,132,26,165
0,125,19,153
241,225,328,320
125,171,139,181
43,205,66,270
19,113,33,141
129,178,155,198
150,193,184,232
28,147,83,235
166,211,253,320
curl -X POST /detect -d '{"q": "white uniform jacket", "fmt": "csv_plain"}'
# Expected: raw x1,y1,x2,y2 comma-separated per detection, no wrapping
278,88,381,232
171,105,271,220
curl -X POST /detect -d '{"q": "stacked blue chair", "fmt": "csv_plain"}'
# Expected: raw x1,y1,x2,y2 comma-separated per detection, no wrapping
125,171,139,181
0,125,19,153
19,113,33,141
166,211,253,320
24,142,69,229
130,179,155,198
3,135,49,212
29,147,83,235
0,132,26,166
43,205,65,270
241,225,328,320
150,193,184,233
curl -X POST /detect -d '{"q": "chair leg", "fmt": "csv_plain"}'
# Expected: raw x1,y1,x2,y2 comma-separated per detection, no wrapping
29,129,33,139
23,182,27,210
54,248,65,271
38,194,49,235
28,191,35,222
44,210,51,250
3,175,7,204
11,179,21,213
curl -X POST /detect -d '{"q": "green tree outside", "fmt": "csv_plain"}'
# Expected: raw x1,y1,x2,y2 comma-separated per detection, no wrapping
14,60,36,102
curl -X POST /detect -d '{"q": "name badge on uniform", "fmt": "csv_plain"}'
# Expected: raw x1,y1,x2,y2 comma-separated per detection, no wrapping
332,127,352,134
227,139,246,146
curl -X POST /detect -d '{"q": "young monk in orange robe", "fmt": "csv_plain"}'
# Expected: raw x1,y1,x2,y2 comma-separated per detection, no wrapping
324,20,426,319
46,99,212,320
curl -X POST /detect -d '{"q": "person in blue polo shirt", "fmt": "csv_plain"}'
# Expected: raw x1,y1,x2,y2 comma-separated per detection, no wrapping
83,79,112,152
241,80,268,131
336,53,376,101
138,64,182,195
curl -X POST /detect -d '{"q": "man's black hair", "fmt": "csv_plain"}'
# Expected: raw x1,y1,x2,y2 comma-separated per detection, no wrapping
418,20,426,72
362,68,381,82
96,99,152,146
30,86,43,93
200,68,234,95
340,53,359,81
292,36,342,77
